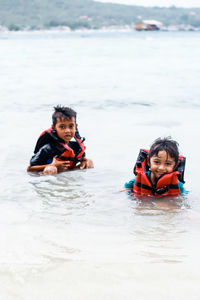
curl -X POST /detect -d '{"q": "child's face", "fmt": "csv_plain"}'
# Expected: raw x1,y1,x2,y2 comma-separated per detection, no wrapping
149,150,176,182
54,117,77,144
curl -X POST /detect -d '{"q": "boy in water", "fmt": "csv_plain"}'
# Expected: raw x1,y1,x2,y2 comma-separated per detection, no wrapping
125,137,187,196
27,106,93,175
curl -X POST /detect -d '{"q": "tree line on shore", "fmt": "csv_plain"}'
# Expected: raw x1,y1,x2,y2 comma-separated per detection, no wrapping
0,0,200,31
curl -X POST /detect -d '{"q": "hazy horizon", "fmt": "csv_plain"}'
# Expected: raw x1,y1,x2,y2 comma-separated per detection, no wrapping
96,0,200,8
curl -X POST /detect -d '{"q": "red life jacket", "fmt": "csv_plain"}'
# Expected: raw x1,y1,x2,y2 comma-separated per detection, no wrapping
34,127,86,168
133,149,186,196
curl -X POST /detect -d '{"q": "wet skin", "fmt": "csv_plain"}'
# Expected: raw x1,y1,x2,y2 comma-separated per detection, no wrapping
149,150,176,184
53,117,77,144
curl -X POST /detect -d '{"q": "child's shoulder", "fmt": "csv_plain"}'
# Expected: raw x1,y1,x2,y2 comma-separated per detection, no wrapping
124,176,136,189
178,180,189,194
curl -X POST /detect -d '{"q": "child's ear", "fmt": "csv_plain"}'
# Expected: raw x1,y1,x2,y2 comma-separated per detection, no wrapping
76,123,78,130
52,124,55,129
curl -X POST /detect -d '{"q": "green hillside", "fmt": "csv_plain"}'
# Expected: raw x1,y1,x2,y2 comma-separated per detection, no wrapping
0,0,200,30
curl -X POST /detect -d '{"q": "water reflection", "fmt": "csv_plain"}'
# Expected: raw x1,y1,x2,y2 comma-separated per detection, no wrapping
127,190,190,212
29,170,95,221
119,192,192,264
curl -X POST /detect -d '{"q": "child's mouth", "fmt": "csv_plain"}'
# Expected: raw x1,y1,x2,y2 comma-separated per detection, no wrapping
157,172,164,176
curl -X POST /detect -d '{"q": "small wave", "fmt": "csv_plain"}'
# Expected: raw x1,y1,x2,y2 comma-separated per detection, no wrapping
141,120,181,128
64,99,155,110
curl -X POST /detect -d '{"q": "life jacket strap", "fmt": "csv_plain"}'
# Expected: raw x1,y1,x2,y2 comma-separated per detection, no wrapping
134,149,149,175
55,156,83,165
135,149,148,168
55,155,75,161
154,184,180,195
153,185,169,195
134,181,152,191
134,181,180,195
177,157,186,183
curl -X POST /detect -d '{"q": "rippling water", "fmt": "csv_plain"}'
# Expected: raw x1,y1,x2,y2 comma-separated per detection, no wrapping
0,30,200,299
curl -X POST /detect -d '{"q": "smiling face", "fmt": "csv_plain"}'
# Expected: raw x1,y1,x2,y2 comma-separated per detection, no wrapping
54,117,77,144
149,150,176,183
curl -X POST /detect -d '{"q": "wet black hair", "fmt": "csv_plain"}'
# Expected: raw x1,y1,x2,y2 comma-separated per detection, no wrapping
52,105,77,126
149,137,179,165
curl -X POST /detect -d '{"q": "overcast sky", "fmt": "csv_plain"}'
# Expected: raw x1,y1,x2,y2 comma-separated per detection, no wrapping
97,0,200,8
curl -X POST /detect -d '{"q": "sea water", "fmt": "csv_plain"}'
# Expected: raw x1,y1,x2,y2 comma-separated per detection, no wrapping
0,30,200,299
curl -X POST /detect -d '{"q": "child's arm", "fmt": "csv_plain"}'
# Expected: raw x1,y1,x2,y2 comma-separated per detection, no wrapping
27,158,71,172
178,181,189,194
27,144,52,172
119,177,135,192
79,157,94,169
27,144,70,173
124,177,135,189
27,164,49,172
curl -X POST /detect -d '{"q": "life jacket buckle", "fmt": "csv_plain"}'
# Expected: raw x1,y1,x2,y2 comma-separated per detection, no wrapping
155,185,169,195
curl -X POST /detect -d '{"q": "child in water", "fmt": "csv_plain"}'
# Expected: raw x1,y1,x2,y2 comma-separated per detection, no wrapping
125,137,187,196
27,106,93,175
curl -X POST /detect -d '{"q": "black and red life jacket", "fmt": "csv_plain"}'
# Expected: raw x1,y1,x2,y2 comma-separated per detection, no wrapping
34,127,86,168
133,149,186,196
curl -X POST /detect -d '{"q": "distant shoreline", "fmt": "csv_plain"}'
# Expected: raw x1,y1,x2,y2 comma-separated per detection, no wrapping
1,0,200,34
0,25,200,33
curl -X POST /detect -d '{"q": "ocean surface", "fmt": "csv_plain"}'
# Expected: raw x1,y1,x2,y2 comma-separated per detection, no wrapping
0,30,200,299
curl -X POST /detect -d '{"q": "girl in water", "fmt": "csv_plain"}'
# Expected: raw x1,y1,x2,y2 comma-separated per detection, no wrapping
125,137,187,196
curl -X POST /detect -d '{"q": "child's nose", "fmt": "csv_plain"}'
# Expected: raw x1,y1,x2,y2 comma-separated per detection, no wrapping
158,164,165,170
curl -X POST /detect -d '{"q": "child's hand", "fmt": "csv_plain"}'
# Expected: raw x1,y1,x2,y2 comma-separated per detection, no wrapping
119,188,129,192
51,157,70,171
80,158,94,169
